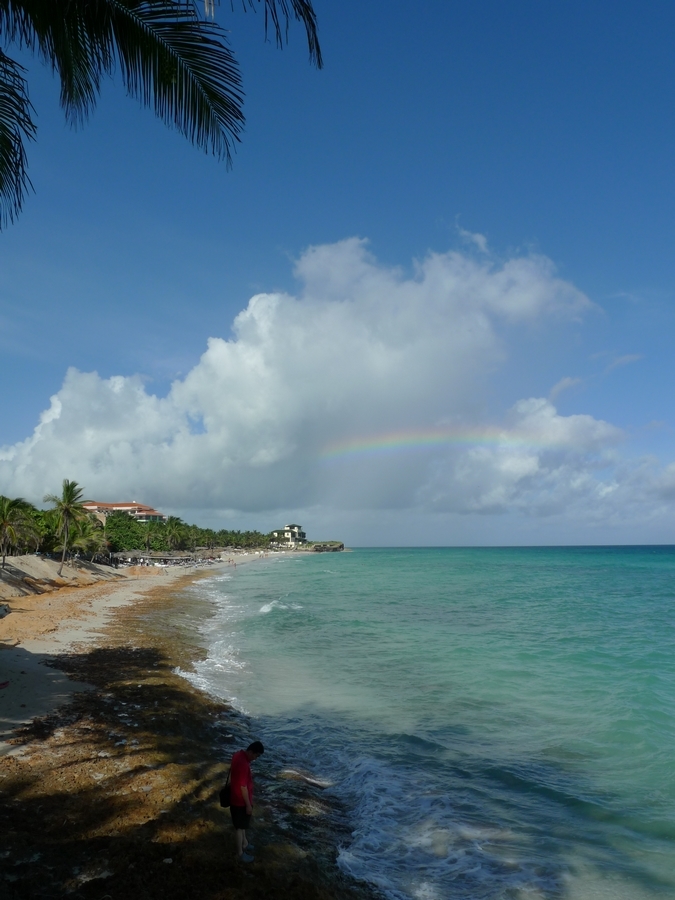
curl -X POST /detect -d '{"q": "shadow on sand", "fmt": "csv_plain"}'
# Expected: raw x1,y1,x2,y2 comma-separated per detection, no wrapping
0,644,377,900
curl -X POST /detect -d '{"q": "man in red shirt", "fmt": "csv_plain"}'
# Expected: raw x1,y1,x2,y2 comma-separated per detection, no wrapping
229,741,264,862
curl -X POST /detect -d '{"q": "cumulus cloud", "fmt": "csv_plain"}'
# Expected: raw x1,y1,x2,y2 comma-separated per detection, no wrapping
0,237,668,529
416,398,624,516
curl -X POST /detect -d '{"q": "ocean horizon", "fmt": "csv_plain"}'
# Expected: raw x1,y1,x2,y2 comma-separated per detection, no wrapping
179,546,675,900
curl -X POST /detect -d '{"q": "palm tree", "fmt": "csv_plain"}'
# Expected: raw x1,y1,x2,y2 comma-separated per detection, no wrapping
26,507,49,552
0,1,321,227
0,495,35,568
187,524,200,552
43,479,87,575
164,515,184,550
140,519,160,552
68,515,109,560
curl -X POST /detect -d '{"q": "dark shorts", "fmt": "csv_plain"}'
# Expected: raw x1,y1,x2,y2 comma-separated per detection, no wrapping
230,805,252,830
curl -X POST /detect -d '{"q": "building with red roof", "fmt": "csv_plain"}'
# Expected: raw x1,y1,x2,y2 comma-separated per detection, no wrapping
83,501,167,524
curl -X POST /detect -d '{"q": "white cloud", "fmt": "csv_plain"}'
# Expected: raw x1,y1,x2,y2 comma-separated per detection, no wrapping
457,226,489,254
0,237,671,535
604,353,643,373
549,376,582,400
416,398,624,517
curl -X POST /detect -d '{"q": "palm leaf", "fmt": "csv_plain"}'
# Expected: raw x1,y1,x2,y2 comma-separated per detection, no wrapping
1,0,111,123
255,0,322,67
2,1,245,160
0,1,321,225
109,1,245,160
0,49,36,227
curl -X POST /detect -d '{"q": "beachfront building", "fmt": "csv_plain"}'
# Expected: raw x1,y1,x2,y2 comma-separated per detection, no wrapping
271,524,307,547
82,501,167,525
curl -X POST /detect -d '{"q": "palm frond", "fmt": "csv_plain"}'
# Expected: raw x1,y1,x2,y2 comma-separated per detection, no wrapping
0,0,110,123
2,1,245,160
0,0,321,226
110,1,244,161
0,49,36,227
254,0,322,67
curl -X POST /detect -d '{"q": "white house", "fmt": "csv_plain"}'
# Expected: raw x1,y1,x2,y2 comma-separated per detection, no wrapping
271,524,307,547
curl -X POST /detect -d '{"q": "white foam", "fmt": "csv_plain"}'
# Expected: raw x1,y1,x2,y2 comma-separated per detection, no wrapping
259,599,303,614
411,883,441,900
280,768,334,788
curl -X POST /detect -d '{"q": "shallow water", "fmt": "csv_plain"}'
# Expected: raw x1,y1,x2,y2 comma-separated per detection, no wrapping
180,548,675,900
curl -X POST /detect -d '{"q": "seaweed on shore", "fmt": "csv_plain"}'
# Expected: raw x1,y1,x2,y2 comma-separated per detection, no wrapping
0,580,381,900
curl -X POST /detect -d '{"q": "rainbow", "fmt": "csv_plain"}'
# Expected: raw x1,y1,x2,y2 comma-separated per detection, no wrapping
320,426,554,460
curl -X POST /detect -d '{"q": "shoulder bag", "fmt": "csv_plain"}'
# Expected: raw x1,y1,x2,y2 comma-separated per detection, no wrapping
219,770,231,808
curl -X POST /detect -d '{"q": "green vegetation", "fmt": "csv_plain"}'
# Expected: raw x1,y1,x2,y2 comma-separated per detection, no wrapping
0,1,321,228
0,481,271,565
303,541,344,552
43,479,89,575
0,494,35,568
103,511,270,553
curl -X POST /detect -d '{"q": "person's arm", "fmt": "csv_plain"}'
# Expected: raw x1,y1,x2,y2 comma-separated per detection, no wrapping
240,786,252,815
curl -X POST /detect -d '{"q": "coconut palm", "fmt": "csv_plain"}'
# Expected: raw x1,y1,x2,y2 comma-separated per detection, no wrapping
26,507,49,552
164,515,185,550
68,515,109,560
140,519,160,552
186,524,200,551
0,1,321,227
43,479,87,575
0,495,35,568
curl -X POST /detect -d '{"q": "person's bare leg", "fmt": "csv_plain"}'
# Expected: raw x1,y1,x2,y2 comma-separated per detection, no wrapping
235,829,244,857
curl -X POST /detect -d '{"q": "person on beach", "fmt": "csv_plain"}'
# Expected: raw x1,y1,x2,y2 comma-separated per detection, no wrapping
229,740,264,863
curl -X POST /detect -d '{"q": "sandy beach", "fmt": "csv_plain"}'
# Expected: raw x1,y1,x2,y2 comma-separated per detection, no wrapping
0,556,378,900
0,561,179,748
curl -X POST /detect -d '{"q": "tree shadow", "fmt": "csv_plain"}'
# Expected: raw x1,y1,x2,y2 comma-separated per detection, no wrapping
4,639,670,900
0,645,91,745
0,557,122,597
0,644,379,900
0,560,49,596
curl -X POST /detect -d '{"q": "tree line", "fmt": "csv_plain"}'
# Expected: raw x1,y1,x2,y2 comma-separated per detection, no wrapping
0,479,271,575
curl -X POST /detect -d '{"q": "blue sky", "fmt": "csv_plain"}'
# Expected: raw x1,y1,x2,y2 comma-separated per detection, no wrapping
2,1,675,544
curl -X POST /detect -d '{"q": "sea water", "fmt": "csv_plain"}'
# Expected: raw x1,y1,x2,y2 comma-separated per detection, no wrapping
180,548,675,900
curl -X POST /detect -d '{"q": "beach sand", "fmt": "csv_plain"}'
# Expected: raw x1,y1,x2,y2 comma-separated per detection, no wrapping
0,558,378,900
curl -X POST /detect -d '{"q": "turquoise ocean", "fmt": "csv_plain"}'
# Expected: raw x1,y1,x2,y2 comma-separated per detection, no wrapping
179,548,675,900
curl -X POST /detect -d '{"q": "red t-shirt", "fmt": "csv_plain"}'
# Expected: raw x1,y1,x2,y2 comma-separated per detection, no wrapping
230,750,253,807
